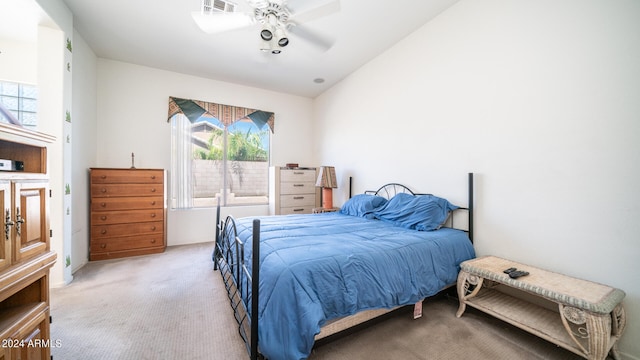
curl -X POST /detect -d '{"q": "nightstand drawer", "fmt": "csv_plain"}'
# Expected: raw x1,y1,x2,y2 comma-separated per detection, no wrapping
280,206,313,215
91,209,164,225
91,183,163,197
91,233,164,253
91,196,164,211
280,181,315,195
280,194,315,207
91,221,164,238
91,169,164,184
280,169,316,182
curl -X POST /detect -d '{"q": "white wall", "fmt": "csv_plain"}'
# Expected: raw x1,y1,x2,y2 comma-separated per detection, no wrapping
95,59,314,246
314,0,640,358
70,30,97,273
0,38,37,83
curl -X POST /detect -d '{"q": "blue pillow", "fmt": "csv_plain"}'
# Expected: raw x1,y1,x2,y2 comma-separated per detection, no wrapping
340,194,388,218
372,193,458,231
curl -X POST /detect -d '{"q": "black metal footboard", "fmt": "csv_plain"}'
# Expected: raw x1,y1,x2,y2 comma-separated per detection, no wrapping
213,207,261,360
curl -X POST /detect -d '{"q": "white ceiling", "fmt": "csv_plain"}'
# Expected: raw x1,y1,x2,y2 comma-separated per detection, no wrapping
3,0,460,98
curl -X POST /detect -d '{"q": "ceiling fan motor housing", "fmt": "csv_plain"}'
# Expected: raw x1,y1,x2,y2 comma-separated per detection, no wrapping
254,1,290,52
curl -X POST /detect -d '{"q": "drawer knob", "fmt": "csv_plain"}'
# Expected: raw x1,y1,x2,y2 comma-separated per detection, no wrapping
151,239,156,244
100,175,107,179
151,188,157,192
101,229,107,235
100,188,107,193
151,201,156,205
100,202,107,207
151,213,156,218
151,175,156,179
293,196,304,200
100,215,107,221
100,244,106,248
293,184,304,187
293,208,304,212
151,226,156,231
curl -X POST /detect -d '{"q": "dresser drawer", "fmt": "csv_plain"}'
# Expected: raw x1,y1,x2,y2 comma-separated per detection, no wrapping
91,209,164,225
280,169,316,182
90,233,164,253
91,196,164,211
91,183,163,197
280,181,315,195
280,194,315,207
91,221,164,239
91,169,164,184
280,206,313,215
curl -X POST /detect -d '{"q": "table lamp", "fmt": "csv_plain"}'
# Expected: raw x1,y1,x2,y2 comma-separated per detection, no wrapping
315,166,337,209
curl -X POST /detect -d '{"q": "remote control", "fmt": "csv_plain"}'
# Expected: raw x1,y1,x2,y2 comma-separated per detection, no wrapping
503,267,517,274
509,270,529,279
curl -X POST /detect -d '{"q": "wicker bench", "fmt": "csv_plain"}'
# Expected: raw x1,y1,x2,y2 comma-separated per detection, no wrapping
456,256,626,360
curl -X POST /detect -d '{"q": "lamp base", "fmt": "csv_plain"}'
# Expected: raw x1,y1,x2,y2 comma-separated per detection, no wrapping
322,187,334,209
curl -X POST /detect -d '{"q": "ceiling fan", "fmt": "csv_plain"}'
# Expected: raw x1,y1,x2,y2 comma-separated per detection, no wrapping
192,0,340,54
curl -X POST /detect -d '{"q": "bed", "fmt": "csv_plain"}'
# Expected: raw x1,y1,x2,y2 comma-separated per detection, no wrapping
213,173,476,360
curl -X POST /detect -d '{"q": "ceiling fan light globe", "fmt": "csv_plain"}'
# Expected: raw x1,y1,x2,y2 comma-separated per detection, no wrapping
260,28,273,41
272,49,282,54
278,37,289,47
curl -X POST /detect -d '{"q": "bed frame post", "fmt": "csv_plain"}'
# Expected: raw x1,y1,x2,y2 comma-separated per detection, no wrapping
251,219,260,360
468,173,474,243
213,198,221,269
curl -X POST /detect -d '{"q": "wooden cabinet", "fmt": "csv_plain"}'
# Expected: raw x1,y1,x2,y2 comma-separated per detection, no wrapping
90,168,166,261
0,123,56,360
269,167,320,215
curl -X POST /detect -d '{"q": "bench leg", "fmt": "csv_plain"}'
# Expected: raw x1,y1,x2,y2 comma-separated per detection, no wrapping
560,304,627,360
456,270,483,318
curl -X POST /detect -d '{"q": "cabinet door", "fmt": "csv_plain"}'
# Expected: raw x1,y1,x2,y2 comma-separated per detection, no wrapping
12,181,49,263
0,181,11,271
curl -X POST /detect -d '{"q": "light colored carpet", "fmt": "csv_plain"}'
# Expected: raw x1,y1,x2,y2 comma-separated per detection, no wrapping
50,242,591,360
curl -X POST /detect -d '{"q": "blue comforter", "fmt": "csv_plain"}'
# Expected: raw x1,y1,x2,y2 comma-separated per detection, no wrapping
233,212,475,360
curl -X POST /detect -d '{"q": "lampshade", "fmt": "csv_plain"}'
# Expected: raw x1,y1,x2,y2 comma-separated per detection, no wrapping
316,166,337,188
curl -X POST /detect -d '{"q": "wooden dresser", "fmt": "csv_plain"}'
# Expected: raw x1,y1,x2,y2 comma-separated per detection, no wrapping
89,168,166,261
0,123,57,359
269,166,320,215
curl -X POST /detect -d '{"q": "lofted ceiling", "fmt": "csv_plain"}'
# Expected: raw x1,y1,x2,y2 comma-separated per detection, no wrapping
4,0,460,98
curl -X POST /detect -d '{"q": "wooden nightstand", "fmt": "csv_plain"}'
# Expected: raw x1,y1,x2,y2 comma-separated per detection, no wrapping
312,207,340,213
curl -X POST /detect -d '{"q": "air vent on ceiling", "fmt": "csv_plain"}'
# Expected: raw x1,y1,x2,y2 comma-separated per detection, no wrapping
201,0,236,14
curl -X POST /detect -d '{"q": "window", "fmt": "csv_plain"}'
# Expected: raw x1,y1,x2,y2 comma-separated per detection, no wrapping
0,81,38,130
169,98,273,209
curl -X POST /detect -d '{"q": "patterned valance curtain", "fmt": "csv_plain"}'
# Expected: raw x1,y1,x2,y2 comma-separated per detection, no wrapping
167,97,275,132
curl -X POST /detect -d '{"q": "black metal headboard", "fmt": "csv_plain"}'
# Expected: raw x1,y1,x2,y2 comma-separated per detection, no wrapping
352,173,474,243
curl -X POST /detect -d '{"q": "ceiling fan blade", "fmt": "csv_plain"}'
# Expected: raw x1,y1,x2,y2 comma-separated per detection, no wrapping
191,11,254,34
288,0,340,24
288,24,335,52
